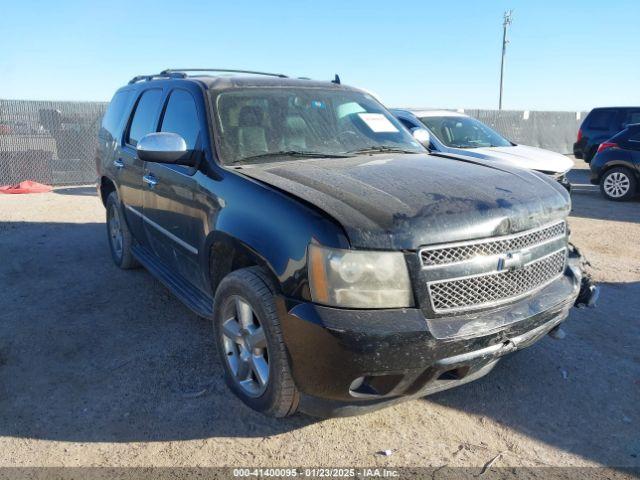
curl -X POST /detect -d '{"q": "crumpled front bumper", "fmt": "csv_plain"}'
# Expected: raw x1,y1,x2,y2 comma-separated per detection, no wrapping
274,243,597,417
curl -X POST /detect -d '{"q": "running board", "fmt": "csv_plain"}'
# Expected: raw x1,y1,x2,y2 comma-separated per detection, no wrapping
132,244,214,319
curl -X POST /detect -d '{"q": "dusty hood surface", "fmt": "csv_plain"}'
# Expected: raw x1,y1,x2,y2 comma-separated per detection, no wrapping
237,153,571,250
458,144,574,174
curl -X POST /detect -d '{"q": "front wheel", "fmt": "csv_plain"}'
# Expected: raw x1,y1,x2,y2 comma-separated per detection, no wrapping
213,267,299,417
600,167,637,201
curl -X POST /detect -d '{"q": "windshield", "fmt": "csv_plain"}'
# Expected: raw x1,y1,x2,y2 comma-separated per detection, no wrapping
212,88,424,164
419,116,512,149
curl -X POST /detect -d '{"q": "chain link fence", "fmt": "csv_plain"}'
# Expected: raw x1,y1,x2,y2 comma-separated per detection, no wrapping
0,99,107,186
0,99,585,186
463,109,587,154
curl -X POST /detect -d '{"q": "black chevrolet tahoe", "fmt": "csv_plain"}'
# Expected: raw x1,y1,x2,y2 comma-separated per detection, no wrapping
96,69,597,417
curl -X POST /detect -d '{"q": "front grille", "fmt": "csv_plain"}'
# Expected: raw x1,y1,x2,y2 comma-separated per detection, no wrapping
428,249,567,313
421,221,566,267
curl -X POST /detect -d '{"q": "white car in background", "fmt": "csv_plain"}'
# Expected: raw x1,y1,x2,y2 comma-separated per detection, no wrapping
391,109,574,191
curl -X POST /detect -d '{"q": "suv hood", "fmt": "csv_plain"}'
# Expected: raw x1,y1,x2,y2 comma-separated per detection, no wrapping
238,153,571,250
453,144,574,174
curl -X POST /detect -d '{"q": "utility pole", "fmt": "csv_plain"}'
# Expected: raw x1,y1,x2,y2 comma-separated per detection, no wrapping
498,10,513,110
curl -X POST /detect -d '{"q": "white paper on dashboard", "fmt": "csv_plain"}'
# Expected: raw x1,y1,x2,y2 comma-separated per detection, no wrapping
357,113,399,133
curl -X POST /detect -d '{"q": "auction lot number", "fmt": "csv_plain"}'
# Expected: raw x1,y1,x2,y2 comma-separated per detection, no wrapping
233,468,399,478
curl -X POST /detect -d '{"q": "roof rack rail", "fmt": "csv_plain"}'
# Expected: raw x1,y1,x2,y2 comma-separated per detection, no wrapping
128,72,187,84
160,68,288,78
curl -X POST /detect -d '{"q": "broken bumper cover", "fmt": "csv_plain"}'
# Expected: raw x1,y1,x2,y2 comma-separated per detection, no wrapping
568,242,599,308
277,264,584,417
556,173,572,192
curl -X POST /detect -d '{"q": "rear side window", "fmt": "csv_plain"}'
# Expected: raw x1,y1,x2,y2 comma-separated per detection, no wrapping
126,89,163,146
160,90,201,149
586,109,616,130
102,91,132,137
628,130,640,142
624,110,640,126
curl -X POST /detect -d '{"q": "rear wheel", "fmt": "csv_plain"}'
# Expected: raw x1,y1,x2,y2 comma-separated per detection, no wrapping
105,192,139,269
600,167,637,201
213,267,299,417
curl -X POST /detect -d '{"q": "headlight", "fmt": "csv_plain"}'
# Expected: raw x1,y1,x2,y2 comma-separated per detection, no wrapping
308,244,414,309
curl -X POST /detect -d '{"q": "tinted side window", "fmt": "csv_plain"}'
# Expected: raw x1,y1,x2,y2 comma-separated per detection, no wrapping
160,90,201,149
102,91,132,137
126,89,163,146
587,110,616,130
628,130,640,142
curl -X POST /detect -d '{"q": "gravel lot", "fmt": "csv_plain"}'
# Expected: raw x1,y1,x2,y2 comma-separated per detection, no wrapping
0,160,638,473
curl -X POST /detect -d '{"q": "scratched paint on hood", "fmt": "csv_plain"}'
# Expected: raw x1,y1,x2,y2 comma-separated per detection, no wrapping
238,153,571,250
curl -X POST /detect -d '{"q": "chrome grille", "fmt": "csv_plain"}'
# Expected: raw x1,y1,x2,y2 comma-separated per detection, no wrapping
428,249,567,313
421,221,566,267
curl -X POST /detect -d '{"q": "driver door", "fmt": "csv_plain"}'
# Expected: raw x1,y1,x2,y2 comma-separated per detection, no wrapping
142,87,209,292
117,88,163,243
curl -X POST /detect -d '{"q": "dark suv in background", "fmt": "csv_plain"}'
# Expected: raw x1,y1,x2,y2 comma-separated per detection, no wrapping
574,106,640,162
96,69,596,417
589,123,640,201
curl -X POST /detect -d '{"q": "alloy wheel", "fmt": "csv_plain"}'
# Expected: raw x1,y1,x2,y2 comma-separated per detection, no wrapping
603,171,631,198
108,205,124,259
221,296,269,397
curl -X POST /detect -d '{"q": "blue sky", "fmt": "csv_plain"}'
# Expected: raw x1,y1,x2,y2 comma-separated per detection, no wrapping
2,0,638,110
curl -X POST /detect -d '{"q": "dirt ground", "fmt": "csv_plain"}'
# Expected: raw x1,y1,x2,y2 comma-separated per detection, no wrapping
0,160,638,473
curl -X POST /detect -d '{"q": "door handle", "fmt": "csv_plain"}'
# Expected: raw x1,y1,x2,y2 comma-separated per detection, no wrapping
113,158,125,169
143,174,158,188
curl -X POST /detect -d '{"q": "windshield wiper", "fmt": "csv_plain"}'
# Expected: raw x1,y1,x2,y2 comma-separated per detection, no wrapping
347,146,422,155
237,150,352,163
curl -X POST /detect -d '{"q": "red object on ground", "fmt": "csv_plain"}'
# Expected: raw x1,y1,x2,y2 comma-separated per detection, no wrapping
0,180,53,194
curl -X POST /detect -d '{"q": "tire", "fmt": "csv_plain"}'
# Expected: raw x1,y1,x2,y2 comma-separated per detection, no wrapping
585,147,597,163
105,191,139,269
599,167,637,201
213,266,299,417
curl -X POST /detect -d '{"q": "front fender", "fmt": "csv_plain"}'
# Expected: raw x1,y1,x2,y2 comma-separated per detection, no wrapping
203,172,350,299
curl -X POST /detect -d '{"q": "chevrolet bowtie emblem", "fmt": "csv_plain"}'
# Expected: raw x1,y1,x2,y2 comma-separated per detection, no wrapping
497,250,531,271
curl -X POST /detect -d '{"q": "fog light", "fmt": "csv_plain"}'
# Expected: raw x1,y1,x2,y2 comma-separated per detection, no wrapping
349,374,405,397
349,376,365,391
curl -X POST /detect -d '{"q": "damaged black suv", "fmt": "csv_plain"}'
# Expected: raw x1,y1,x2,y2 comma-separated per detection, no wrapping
97,69,597,417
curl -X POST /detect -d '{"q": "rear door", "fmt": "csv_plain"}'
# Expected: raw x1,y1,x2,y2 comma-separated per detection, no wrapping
619,128,640,176
142,86,210,291
118,88,163,242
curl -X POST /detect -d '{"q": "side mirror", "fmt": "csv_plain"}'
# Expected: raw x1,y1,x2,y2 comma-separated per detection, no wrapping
136,132,193,165
411,127,431,149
